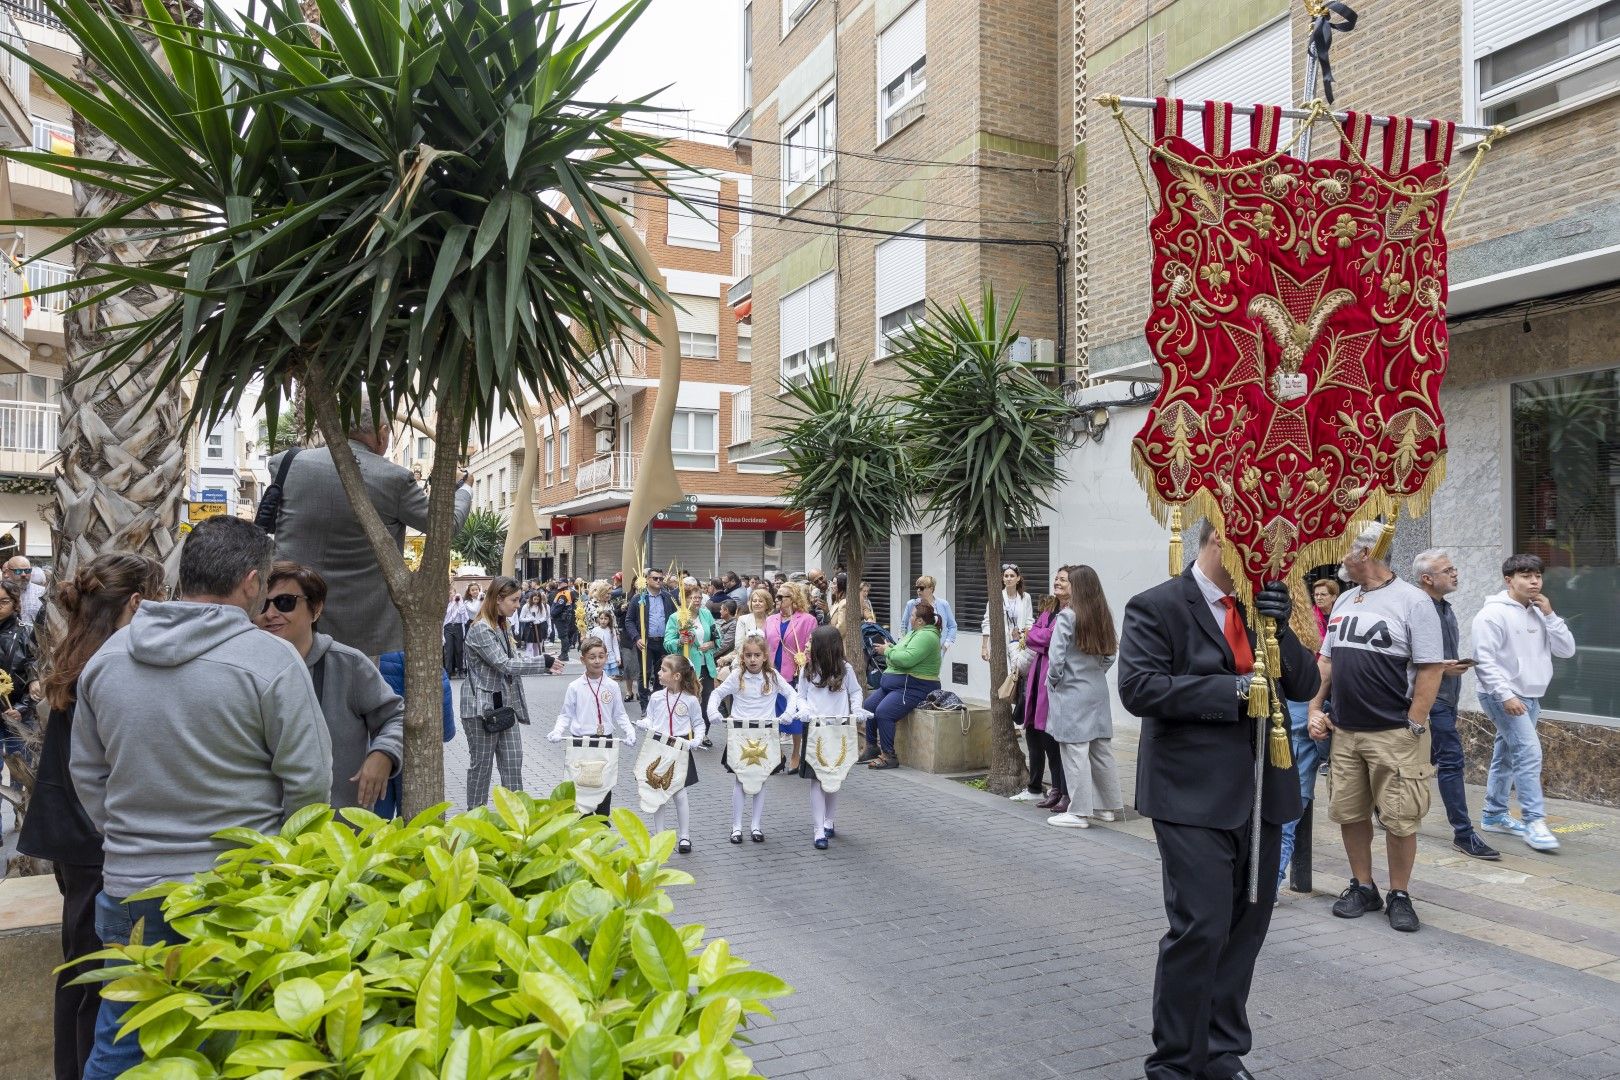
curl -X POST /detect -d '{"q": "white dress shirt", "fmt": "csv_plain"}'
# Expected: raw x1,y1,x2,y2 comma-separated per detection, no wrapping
1190,561,1233,636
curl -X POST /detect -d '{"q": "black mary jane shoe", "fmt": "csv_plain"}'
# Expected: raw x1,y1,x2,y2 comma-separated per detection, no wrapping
677,838,692,854
750,829,764,843
729,830,743,845
814,837,829,850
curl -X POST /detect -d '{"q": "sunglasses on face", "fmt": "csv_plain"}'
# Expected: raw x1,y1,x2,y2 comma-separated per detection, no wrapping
6,568,29,576
261,593,307,615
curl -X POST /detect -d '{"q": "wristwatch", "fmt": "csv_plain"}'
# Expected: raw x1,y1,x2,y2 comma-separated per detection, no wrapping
1407,720,1427,737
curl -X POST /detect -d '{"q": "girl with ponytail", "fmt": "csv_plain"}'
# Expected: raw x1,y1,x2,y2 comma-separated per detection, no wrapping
20,551,166,1080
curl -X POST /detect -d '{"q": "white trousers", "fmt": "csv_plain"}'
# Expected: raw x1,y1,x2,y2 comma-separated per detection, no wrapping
1057,738,1123,817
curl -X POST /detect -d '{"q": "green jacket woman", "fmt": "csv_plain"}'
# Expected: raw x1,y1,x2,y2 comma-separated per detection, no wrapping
664,603,719,681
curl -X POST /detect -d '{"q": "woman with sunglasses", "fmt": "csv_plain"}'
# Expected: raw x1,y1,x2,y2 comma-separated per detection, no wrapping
981,562,1034,671
898,576,958,653
254,561,404,809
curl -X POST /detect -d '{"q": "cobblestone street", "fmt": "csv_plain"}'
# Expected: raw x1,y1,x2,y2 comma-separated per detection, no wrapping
445,668,1620,1080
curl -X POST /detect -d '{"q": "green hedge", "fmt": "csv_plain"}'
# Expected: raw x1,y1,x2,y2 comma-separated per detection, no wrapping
83,786,791,1078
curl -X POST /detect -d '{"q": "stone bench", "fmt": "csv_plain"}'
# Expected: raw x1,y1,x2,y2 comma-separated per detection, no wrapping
0,872,65,1078
858,702,992,774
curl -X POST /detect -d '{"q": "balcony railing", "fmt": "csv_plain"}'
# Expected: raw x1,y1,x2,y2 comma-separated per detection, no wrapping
732,227,751,281
0,260,23,341
0,0,64,29
0,399,59,473
575,452,635,495
31,115,72,154
581,339,647,386
730,388,752,446
0,8,29,115
24,258,70,312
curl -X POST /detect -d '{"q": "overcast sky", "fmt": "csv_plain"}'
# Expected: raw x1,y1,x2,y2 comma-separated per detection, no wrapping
582,0,742,136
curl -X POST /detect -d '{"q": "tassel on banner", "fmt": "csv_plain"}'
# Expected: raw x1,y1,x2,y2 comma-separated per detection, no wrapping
1263,616,1293,768
1168,506,1184,579
1247,625,1270,721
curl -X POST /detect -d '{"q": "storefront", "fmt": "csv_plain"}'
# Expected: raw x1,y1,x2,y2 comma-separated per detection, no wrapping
552,506,805,583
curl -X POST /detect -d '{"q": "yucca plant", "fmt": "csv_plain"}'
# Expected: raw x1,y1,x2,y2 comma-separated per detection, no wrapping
2,0,683,812
453,508,508,576
85,787,792,1077
774,364,914,688
891,289,1074,795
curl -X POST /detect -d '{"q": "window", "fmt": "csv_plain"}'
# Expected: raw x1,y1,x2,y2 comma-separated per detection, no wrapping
737,334,752,364
671,409,719,470
782,0,816,34
741,1,753,103
878,2,926,140
680,331,720,359
416,435,430,459
875,223,926,356
1171,18,1292,151
666,178,720,249
543,435,554,487
952,528,1051,634
498,467,508,508
1511,368,1619,723
782,87,835,207
205,432,225,460
1472,1,1620,127
558,428,570,480
779,272,836,387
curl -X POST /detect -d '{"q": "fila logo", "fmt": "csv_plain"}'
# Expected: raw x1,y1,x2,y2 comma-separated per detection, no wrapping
1334,615,1394,650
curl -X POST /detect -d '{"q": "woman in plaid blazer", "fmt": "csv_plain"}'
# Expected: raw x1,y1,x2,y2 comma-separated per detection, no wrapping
461,576,557,807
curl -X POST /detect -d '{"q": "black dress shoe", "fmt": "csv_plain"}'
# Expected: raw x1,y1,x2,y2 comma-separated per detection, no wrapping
1454,833,1501,861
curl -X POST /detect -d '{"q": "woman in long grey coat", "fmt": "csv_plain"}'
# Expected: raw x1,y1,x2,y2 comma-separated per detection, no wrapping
1045,564,1125,829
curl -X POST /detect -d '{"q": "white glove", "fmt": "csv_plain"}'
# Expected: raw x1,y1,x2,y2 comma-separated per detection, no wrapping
546,732,564,744
624,736,637,748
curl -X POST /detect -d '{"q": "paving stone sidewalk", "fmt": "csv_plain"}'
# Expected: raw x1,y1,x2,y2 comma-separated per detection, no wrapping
445,670,1620,1080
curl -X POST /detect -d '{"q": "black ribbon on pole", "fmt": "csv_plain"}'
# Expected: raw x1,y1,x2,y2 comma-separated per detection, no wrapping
1308,2,1358,104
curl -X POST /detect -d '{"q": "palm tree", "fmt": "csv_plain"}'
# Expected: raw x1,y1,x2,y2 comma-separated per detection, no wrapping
453,508,508,576
774,363,914,686
893,289,1074,795
3,0,680,812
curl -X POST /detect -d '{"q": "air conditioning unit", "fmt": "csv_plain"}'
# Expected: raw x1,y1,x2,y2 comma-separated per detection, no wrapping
595,429,614,455
1009,337,1056,364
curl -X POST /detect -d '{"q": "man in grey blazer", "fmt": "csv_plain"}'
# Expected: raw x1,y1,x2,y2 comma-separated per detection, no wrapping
268,413,472,658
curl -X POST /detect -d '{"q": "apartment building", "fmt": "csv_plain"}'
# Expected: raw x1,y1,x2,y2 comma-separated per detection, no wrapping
0,0,76,562
733,0,1068,629
466,137,799,584
1075,0,1620,790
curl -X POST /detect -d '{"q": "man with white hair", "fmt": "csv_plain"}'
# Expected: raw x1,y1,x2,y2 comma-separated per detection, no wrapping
1412,549,1499,861
1309,522,1445,932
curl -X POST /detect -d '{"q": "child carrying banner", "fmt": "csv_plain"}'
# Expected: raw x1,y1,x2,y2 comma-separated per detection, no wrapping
547,637,636,814
795,626,866,849
638,653,706,853
707,633,798,844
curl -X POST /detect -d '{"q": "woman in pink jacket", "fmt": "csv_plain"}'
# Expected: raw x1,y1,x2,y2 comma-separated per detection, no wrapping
766,582,818,769
1012,569,1069,810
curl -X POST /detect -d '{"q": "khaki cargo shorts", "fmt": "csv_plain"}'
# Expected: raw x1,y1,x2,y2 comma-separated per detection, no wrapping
1326,726,1435,837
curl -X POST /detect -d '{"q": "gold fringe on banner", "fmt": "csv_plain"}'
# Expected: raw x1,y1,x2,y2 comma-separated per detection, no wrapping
1168,506,1184,579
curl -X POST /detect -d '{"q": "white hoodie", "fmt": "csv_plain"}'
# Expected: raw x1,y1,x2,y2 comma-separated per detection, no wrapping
1471,591,1577,701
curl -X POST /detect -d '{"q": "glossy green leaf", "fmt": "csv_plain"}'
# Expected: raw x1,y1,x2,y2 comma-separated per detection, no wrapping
559,1022,622,1080
630,915,689,993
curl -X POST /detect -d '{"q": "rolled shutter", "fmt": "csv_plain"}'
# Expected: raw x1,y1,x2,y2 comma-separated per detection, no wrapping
874,225,926,319
667,179,719,246
806,273,836,348
878,1,925,88
1170,19,1291,151
779,284,809,358
1471,0,1601,56
675,295,719,335
651,531,716,581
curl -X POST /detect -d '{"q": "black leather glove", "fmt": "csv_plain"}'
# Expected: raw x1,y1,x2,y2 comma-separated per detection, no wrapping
1253,581,1292,627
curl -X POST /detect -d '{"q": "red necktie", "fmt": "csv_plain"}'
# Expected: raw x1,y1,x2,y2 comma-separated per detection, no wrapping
1219,596,1254,674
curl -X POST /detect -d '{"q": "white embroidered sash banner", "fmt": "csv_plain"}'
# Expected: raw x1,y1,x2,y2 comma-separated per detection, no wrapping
565,735,619,814
807,717,857,792
727,716,780,795
635,730,690,813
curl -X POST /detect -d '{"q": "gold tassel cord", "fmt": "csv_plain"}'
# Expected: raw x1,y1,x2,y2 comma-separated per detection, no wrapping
1168,506,1184,579
1247,626,1271,721
1263,616,1293,768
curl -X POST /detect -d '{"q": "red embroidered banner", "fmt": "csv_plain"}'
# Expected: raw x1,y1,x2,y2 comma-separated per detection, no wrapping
1131,99,1456,637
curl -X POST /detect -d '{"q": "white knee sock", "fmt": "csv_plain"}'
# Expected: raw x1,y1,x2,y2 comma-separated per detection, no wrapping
823,789,838,831
751,787,766,832
675,789,690,840
810,783,826,839
731,780,745,833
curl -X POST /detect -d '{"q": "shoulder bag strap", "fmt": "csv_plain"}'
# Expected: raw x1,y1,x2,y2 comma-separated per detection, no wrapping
273,447,300,489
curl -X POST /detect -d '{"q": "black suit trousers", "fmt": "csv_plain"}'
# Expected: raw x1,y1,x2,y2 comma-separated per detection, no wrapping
1147,817,1282,1080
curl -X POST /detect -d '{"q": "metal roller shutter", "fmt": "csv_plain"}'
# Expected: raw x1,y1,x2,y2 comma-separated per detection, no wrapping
674,295,720,335
765,530,805,575
874,224,926,322
856,546,892,629
1471,0,1602,56
1170,18,1292,151
878,1,925,87
719,531,764,579
806,274,836,348
649,530,715,582
952,527,1051,632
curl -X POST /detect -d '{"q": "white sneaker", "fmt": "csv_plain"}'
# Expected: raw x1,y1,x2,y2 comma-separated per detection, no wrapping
1524,819,1561,852
1095,810,1118,822
1047,813,1090,829
1009,790,1043,803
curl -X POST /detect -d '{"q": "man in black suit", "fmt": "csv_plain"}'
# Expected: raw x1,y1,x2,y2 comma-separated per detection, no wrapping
1120,520,1320,1080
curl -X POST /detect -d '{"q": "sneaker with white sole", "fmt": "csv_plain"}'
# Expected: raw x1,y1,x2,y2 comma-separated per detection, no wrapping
1094,810,1118,822
1047,813,1091,829
1009,790,1044,803
1481,812,1527,837
1524,819,1561,852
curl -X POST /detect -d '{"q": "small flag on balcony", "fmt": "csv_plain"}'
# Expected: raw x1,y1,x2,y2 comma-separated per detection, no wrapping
5,254,31,318
48,129,73,155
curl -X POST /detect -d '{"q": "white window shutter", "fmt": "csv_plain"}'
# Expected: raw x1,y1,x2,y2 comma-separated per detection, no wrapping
1471,0,1603,56
780,284,810,359
878,1,925,88
806,272,837,347
874,225,926,318
667,178,720,247
1171,19,1292,151
674,295,720,335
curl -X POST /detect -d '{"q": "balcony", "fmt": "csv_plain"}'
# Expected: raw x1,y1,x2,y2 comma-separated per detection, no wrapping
0,398,57,474
0,261,27,373
9,116,74,214
0,0,64,29
730,388,751,446
0,8,30,147
23,257,67,345
575,452,635,495
729,228,752,309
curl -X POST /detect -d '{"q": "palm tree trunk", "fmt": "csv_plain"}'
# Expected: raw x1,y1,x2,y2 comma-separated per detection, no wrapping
841,542,866,691
983,542,1027,796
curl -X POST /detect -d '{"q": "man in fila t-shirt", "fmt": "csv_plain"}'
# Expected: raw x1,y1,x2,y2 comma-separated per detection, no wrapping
1308,522,1446,933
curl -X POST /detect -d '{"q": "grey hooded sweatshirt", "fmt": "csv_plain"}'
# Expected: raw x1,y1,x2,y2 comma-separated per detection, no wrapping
71,600,333,897
304,632,404,808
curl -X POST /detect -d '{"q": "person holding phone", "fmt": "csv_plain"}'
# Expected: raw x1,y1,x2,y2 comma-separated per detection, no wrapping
1413,550,1499,861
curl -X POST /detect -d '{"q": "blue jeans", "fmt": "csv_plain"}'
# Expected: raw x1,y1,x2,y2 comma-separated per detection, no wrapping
1480,694,1545,824
84,892,181,1080
863,674,940,756
1278,700,1329,882
1428,699,1476,839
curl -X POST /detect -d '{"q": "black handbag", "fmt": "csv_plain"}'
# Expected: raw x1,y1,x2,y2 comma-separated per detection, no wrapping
481,691,517,735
